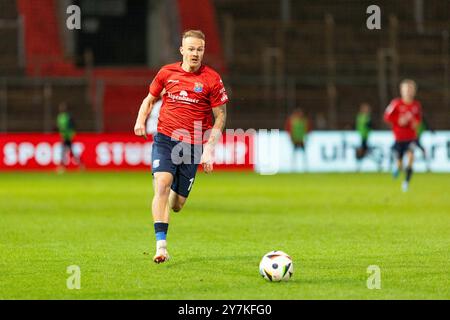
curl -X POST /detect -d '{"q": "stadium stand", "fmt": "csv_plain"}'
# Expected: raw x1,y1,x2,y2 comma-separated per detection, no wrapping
214,0,450,130
0,0,21,75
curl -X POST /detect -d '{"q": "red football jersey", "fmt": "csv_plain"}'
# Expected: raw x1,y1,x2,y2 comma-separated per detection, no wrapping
384,98,422,141
149,62,228,144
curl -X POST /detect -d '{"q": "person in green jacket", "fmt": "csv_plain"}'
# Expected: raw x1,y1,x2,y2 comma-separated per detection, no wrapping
56,102,81,169
285,108,311,171
355,103,372,161
416,115,434,171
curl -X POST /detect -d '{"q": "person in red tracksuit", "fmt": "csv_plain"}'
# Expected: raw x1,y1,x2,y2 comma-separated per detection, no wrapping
384,79,422,192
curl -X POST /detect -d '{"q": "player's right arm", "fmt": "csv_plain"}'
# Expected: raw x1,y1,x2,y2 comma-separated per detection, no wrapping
134,68,166,138
134,93,159,138
383,100,397,125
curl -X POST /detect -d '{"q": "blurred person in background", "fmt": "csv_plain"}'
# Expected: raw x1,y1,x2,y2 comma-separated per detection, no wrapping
314,112,328,130
355,103,372,163
285,108,311,171
416,114,434,171
384,79,422,192
354,103,383,171
56,102,82,172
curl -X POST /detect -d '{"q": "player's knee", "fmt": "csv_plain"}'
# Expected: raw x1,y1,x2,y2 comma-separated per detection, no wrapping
155,184,170,198
154,178,171,198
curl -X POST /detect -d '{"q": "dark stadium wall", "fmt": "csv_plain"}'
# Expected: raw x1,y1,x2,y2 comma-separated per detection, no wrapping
73,0,148,66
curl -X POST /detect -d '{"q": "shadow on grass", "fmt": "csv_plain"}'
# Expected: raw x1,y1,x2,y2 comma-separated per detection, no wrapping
156,254,258,269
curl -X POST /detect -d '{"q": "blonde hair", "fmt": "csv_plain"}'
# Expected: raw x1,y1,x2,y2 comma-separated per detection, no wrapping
400,79,417,90
182,30,205,41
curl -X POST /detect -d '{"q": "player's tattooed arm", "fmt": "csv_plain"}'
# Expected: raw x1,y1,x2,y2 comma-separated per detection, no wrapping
210,104,227,139
207,104,227,148
134,92,160,139
201,104,227,173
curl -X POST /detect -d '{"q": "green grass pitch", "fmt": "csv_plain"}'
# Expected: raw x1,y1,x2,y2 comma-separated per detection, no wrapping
0,171,449,299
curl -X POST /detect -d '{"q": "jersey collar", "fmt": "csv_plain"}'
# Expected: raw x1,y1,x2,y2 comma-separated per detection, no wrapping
178,62,204,75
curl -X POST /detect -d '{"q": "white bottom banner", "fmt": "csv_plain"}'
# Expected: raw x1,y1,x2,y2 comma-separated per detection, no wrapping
255,131,450,174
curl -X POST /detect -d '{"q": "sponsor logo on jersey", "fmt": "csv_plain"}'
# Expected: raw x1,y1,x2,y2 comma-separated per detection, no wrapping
168,79,179,83
194,82,203,93
167,91,199,104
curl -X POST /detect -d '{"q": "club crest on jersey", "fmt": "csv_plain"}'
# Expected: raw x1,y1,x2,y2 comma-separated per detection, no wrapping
194,82,203,93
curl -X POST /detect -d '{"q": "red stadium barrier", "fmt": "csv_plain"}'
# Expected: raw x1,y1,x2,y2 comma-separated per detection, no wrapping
0,133,254,171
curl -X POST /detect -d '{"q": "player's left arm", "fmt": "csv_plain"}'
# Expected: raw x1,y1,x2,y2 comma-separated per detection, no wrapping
413,103,423,129
201,104,227,173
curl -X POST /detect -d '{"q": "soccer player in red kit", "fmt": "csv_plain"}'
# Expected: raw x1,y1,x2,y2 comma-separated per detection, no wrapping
384,79,422,192
134,30,228,263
